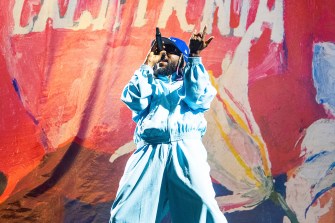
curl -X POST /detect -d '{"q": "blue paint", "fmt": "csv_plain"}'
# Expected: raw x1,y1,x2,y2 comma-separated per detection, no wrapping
305,150,329,163
213,182,233,197
312,42,335,112
12,78,21,100
281,38,289,72
305,182,335,217
329,161,335,171
11,78,39,125
303,149,335,217
27,112,39,125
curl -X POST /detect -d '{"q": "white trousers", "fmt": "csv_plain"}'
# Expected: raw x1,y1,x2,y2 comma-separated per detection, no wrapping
110,138,228,223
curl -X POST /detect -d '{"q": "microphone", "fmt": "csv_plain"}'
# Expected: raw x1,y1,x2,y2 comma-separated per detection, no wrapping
156,27,163,53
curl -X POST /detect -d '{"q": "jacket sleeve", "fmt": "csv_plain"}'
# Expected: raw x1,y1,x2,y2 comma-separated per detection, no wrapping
181,57,217,111
121,64,155,121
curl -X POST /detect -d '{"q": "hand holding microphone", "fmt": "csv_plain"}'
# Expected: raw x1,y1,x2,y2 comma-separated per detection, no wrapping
145,27,166,68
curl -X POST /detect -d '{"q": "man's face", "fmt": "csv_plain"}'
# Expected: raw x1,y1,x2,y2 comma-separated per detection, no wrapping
154,44,181,77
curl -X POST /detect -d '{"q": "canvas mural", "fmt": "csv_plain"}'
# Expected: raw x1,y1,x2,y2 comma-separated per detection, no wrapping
0,0,334,222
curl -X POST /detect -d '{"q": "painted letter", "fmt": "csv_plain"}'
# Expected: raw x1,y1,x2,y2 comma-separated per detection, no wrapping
91,0,110,30
33,0,78,32
13,0,32,34
157,0,194,31
201,0,231,35
234,0,250,37
253,0,284,43
133,0,148,27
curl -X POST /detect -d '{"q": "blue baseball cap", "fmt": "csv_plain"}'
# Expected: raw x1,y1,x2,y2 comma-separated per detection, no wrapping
154,37,190,62
166,37,190,62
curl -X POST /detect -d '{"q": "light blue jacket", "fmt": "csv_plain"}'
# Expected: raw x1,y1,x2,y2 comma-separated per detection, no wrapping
121,57,217,145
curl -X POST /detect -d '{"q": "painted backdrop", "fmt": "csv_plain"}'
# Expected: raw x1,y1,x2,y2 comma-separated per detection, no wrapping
0,0,334,222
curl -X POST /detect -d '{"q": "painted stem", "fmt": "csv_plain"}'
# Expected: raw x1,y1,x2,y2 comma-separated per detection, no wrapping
270,190,299,223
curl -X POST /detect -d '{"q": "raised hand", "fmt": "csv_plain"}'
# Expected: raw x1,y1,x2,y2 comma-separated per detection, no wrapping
144,42,166,68
189,26,214,57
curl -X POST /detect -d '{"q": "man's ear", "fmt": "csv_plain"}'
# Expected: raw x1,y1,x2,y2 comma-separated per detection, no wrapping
153,64,158,77
179,54,184,67
176,55,184,78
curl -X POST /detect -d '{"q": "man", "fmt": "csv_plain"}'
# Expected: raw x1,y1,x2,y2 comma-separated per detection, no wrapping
110,27,228,223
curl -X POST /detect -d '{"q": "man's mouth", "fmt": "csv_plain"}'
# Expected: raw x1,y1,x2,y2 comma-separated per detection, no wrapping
158,61,168,67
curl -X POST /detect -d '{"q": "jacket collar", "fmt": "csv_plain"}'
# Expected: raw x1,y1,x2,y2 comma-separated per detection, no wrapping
156,71,183,82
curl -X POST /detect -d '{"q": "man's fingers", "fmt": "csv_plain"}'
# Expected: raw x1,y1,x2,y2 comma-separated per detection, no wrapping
191,29,197,38
159,50,166,57
205,36,214,46
202,26,207,40
193,33,203,39
150,41,156,51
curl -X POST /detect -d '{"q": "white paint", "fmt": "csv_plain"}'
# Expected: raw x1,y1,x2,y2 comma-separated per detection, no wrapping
109,141,135,163
286,119,335,223
284,44,335,222
207,0,285,210
218,0,283,138
111,0,122,31
156,0,194,31
200,0,232,36
12,0,283,41
73,11,94,30
201,0,283,40
302,119,335,155
133,0,148,27
204,97,273,212
256,0,284,43
234,0,250,37
200,0,251,37
16,0,78,33
92,0,110,30
12,0,110,34
12,0,30,34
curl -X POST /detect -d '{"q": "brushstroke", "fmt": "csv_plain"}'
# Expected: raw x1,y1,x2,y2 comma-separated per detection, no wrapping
286,119,335,223
1,1,335,222
0,172,7,196
206,75,273,211
286,41,335,223
312,42,335,114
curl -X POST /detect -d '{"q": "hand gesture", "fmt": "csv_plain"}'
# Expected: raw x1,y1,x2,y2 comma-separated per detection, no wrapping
189,26,214,57
144,42,166,68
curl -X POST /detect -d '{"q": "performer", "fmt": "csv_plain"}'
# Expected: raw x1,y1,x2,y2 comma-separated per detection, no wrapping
110,27,228,223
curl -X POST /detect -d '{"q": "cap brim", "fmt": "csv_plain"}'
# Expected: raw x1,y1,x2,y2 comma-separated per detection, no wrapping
161,37,177,47
152,37,181,53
